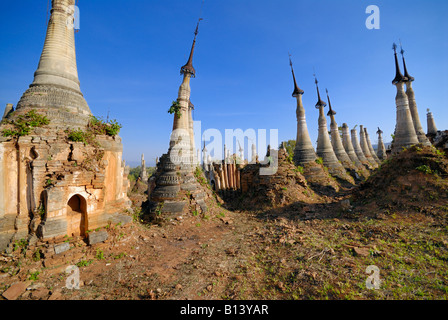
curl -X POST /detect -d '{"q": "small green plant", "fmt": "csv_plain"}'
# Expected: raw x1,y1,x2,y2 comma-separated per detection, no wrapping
416,165,433,175
67,116,122,146
217,212,226,218
294,166,304,174
194,167,208,185
13,239,28,252
28,271,40,281
168,100,182,118
113,252,127,259
315,157,324,165
67,128,89,144
37,203,45,219
435,149,445,157
95,249,105,260
76,259,93,267
1,110,50,137
89,116,122,136
33,249,42,262
154,202,164,216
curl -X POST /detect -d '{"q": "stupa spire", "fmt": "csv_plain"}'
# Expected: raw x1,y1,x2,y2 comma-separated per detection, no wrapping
400,42,414,82
392,43,407,85
400,43,431,146
314,75,326,109
289,54,304,97
180,18,202,78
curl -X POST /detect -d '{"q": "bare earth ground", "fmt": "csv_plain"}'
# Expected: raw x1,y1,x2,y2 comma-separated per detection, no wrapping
1,146,448,301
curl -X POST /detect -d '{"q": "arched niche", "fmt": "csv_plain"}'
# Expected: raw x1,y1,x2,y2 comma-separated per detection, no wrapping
66,194,88,237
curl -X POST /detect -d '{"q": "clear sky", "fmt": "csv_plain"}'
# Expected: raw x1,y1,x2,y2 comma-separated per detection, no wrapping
1,0,447,167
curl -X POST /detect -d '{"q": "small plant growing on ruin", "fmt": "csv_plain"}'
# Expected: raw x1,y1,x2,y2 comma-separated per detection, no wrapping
89,116,122,136
434,148,445,157
28,271,40,281
76,259,93,267
315,157,324,165
32,249,42,262
416,165,433,175
195,167,208,185
67,116,122,146
37,203,45,219
168,100,182,118
13,238,28,252
96,249,105,260
67,128,89,144
294,166,304,174
1,110,50,137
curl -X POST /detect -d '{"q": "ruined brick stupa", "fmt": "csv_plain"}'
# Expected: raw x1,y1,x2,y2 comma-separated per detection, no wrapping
0,0,131,251
147,19,209,219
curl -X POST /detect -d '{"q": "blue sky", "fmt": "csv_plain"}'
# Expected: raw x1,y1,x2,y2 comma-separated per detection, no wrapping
1,0,447,167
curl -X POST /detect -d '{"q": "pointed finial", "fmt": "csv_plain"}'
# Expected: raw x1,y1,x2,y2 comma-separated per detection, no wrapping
377,127,383,135
399,41,414,82
289,53,304,97
314,73,326,109
392,42,407,84
326,88,336,116
392,42,398,53
180,14,204,77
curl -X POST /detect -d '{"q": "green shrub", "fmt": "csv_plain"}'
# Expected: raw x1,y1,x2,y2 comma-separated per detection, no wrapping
294,166,304,174
315,157,324,165
67,129,89,144
168,100,182,118
1,110,50,137
88,116,122,136
416,165,432,174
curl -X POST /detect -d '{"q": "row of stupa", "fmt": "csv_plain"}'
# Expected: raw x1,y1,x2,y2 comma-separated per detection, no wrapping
146,15,444,217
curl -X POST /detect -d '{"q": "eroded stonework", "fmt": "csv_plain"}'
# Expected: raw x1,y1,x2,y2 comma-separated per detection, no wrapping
0,128,131,251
